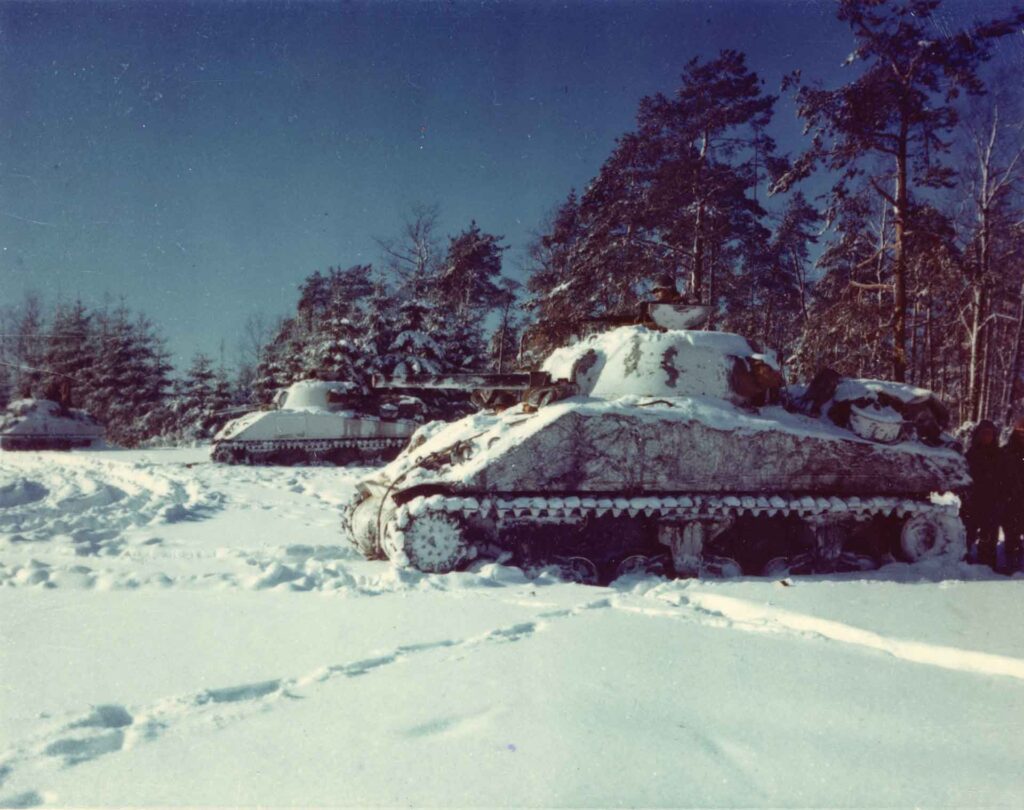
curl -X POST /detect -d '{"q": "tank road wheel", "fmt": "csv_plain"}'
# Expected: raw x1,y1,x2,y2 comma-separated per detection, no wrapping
898,513,966,562
557,556,600,585
615,554,652,579
613,554,668,580
401,513,469,574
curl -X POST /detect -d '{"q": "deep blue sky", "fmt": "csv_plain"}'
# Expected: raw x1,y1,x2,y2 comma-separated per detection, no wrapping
1,0,1020,367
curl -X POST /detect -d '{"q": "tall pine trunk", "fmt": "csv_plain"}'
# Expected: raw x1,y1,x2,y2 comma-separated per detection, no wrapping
892,117,910,382
1004,281,1024,423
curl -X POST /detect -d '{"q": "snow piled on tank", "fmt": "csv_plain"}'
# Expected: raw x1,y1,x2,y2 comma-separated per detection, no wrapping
834,378,935,404
369,388,962,492
0,399,102,438
280,380,351,411
542,325,770,402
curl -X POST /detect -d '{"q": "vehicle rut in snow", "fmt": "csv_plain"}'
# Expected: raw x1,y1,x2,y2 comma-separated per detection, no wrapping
0,453,223,556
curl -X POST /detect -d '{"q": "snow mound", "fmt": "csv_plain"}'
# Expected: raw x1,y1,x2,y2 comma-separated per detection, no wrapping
834,378,935,404
0,478,48,509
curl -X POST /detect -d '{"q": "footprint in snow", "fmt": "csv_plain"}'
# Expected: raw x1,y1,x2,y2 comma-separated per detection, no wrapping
44,730,124,766
0,790,45,809
68,705,132,730
198,680,282,705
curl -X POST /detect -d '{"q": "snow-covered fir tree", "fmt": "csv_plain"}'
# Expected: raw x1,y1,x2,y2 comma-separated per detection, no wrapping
168,352,235,441
433,222,508,369
357,282,397,378
42,300,94,407
83,306,173,445
386,298,445,376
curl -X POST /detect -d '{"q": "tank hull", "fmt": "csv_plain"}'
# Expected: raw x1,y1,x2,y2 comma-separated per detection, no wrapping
212,408,418,466
0,435,98,451
344,398,969,581
0,400,104,451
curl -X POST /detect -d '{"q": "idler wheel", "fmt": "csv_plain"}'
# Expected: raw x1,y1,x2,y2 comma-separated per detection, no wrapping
897,513,966,562
402,513,469,574
211,444,245,464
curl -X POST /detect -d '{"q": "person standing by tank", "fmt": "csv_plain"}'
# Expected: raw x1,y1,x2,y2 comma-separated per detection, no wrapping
1000,417,1024,573
964,420,1003,568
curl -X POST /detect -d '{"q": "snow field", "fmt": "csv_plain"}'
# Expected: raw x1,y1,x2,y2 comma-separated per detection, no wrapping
0,447,1022,807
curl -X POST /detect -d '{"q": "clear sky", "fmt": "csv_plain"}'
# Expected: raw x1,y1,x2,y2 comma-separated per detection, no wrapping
1,0,1020,367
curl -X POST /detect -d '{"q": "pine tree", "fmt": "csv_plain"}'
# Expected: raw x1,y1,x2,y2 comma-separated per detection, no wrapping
724,192,820,362
253,318,295,404
42,300,94,407
429,222,508,370
525,51,779,348
358,281,397,378
84,306,172,445
170,352,235,440
386,298,444,376
9,294,46,399
436,222,507,317
775,0,1023,380
302,309,364,385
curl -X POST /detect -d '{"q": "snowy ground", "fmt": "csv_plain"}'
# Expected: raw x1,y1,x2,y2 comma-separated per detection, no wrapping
0,448,1022,808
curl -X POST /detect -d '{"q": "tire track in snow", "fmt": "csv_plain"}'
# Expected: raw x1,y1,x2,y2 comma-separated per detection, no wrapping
0,598,612,806
614,589,1024,682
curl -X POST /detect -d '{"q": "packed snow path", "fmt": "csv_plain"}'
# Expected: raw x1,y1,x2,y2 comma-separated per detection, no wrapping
0,449,1022,807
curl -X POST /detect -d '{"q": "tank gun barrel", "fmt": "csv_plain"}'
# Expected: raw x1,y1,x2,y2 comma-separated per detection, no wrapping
372,371,555,392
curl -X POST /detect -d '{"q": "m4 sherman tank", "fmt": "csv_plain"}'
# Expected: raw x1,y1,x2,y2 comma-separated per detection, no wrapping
0,399,104,451
212,380,423,465
343,315,969,583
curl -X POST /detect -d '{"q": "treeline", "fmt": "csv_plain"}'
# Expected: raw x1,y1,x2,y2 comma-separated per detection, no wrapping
3,0,1023,444
248,214,519,414
0,214,520,443
526,0,1024,425
0,297,236,445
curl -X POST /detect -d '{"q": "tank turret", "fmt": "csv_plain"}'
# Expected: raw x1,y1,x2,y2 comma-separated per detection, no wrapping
343,321,968,583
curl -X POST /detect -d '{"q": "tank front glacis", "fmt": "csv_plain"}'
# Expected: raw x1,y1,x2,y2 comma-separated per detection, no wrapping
343,325,970,583
0,399,104,451
211,380,423,465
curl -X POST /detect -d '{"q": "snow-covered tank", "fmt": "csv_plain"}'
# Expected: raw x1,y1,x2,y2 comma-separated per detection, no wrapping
212,380,423,465
343,317,969,582
0,399,104,451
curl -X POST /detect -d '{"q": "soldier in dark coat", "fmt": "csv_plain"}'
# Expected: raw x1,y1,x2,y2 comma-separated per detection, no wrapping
964,420,1003,568
1000,418,1024,572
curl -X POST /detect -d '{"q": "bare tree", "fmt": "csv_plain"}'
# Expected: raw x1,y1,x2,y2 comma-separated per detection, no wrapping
375,202,443,294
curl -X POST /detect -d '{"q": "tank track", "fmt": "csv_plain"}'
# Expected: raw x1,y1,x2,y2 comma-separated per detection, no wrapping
371,492,963,581
391,492,954,523
213,437,408,465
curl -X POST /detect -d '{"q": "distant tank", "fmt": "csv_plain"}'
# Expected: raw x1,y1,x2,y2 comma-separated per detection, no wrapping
211,380,423,465
0,399,104,451
344,305,968,582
